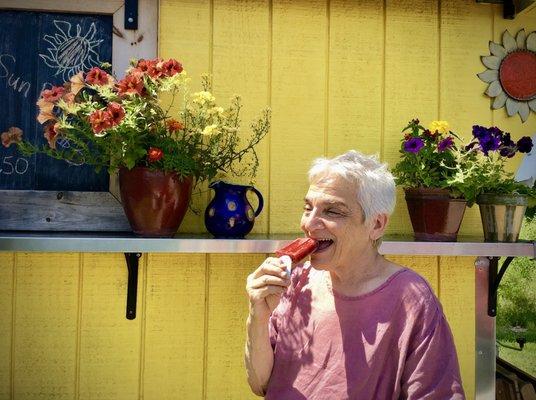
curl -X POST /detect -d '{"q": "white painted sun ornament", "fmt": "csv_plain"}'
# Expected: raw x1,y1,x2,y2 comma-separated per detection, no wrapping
478,29,536,123
39,20,103,81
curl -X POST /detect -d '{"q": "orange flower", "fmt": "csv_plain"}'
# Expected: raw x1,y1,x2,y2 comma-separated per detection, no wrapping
69,72,85,95
147,147,163,162
85,67,110,85
117,74,144,96
41,86,65,102
89,110,113,135
1,126,23,148
44,123,60,149
107,102,125,125
166,119,184,132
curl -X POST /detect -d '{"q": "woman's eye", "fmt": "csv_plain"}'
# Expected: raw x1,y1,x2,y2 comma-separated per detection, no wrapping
303,205,312,211
326,209,341,216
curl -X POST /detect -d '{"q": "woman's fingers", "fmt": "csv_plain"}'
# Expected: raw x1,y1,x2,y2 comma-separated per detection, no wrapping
251,257,287,280
250,274,289,289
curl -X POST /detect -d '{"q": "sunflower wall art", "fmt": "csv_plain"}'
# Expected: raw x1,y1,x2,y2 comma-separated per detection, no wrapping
478,29,536,123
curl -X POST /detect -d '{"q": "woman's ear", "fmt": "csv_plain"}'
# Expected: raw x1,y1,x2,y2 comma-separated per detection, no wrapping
369,213,389,241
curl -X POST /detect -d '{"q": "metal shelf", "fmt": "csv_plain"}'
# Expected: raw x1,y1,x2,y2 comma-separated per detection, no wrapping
0,232,534,257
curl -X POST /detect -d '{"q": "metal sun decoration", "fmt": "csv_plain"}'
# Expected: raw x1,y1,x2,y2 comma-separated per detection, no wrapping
478,29,536,123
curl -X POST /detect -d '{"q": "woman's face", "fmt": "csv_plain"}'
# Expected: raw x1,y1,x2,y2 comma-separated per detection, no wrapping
300,173,375,271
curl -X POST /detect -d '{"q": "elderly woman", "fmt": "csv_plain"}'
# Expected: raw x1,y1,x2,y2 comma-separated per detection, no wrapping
245,150,465,399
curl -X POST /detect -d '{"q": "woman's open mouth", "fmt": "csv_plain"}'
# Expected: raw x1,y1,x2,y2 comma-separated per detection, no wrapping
315,239,333,253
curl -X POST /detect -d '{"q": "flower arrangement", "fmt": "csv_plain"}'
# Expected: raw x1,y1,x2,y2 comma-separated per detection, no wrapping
3,58,271,185
392,118,464,196
447,125,535,206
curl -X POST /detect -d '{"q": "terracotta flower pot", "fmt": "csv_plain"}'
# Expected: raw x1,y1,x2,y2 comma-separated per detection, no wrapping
477,193,528,242
404,188,467,242
119,167,193,237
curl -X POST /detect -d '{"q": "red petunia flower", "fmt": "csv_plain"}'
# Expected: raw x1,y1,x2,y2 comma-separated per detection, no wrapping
107,102,125,125
147,58,165,79
166,119,184,132
134,59,155,74
147,147,163,162
85,67,110,85
41,86,65,102
161,59,183,77
44,123,60,149
89,110,113,135
117,74,145,96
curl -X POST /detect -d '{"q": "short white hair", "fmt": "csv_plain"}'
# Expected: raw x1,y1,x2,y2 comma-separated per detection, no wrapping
308,150,396,222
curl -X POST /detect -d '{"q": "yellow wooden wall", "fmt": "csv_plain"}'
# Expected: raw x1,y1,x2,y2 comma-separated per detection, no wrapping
0,252,474,399
1,1,536,399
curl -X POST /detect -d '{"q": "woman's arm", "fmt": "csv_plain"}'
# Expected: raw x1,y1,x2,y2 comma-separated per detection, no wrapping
244,311,275,396
244,257,289,396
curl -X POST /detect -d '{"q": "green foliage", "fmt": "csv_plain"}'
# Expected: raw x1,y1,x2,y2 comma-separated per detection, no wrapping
447,146,536,207
496,218,536,343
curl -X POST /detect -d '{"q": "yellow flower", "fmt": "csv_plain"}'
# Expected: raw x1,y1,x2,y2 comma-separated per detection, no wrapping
202,124,218,135
193,91,215,105
429,120,450,134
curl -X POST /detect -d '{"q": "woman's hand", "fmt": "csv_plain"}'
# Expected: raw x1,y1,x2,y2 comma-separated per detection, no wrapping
246,257,290,321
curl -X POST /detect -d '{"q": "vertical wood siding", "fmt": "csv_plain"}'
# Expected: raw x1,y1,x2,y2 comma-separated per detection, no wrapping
1,1,535,399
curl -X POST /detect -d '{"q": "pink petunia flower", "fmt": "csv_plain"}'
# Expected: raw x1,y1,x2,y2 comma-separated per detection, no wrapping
41,86,65,102
1,126,23,148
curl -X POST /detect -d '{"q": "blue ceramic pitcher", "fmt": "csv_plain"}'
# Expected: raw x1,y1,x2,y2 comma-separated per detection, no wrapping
204,181,264,238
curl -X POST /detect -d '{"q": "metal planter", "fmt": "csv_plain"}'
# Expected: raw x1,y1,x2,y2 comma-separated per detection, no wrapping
477,194,528,242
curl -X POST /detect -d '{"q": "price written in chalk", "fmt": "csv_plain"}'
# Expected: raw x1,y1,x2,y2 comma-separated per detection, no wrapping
0,156,29,175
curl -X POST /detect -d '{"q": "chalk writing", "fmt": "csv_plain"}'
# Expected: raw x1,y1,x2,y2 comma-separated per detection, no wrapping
40,20,103,80
0,156,29,175
0,54,31,98
56,137,84,166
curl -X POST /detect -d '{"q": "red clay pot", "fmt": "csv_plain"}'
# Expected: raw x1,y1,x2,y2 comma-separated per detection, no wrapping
404,188,467,242
119,167,193,237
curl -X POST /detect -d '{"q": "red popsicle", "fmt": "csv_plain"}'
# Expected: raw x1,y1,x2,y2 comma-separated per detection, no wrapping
275,237,318,263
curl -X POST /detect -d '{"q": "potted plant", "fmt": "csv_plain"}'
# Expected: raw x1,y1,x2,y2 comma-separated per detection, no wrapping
392,118,467,241
2,58,271,237
447,125,534,242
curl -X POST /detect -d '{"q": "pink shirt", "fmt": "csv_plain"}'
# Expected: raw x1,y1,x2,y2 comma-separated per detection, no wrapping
266,264,465,400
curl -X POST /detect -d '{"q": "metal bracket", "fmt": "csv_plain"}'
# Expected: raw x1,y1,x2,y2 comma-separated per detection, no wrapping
124,0,138,30
488,256,515,317
124,252,141,319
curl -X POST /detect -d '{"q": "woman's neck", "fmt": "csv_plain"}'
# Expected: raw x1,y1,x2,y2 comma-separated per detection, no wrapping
328,250,392,297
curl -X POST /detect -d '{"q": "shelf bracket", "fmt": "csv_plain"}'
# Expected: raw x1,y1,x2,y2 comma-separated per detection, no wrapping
124,252,141,320
487,256,515,317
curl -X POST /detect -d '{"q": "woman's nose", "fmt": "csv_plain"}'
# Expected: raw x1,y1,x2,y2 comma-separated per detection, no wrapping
302,211,323,232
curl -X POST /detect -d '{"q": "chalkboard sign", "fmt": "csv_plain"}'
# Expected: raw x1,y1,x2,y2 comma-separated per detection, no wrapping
0,10,111,191
0,2,157,231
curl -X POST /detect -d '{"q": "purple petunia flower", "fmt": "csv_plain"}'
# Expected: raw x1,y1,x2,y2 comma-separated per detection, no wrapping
472,125,489,140
517,136,533,153
479,135,501,155
438,136,454,152
403,137,424,153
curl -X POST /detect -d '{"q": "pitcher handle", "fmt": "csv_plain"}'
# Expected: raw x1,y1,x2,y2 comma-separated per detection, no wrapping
248,186,264,217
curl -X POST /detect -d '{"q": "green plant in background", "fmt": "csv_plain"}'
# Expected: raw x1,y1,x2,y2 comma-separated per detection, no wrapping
496,217,536,376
